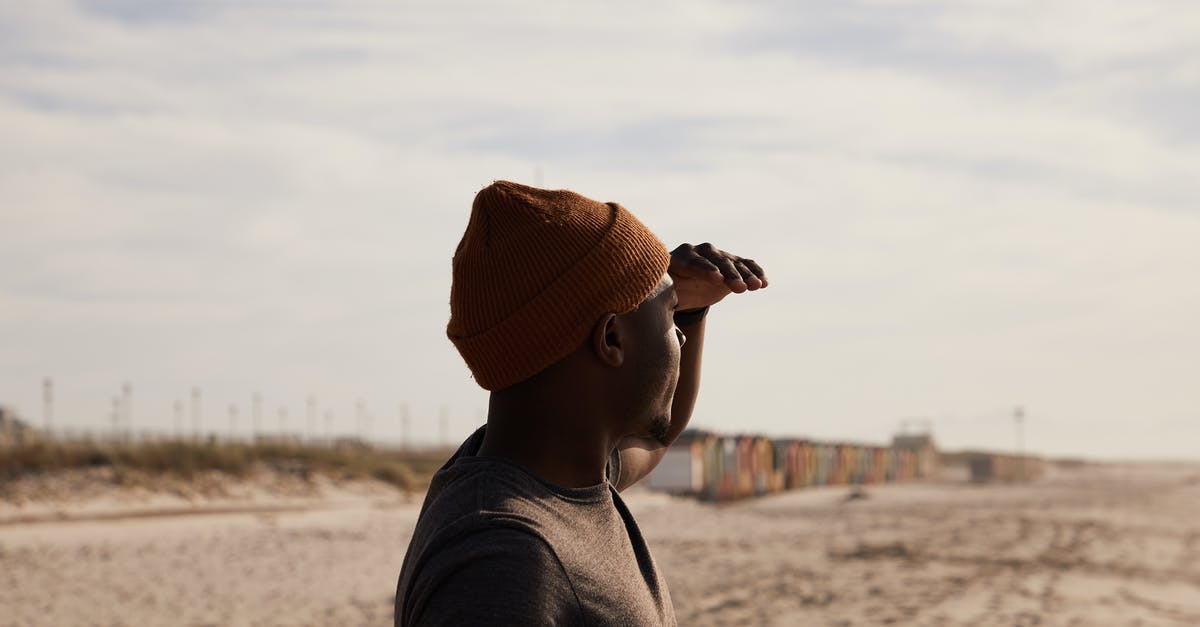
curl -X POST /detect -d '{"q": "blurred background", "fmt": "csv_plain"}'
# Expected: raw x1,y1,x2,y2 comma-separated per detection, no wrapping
4,2,1200,626
5,0,1200,461
3,0,1199,458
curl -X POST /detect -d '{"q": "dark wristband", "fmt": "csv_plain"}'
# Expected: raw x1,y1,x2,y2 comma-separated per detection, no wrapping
673,306,709,327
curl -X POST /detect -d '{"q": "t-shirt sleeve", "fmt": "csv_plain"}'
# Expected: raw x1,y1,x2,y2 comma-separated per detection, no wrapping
404,527,582,626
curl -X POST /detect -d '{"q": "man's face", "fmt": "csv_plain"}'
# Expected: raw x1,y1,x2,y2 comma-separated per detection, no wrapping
620,273,685,444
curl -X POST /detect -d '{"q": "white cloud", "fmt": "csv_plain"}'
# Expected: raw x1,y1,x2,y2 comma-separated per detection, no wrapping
930,0,1200,72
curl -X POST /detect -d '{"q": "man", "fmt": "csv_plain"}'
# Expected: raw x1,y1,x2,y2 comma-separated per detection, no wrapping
395,181,767,626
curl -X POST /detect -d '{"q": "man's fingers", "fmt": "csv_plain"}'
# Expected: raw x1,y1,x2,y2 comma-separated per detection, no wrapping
709,256,747,293
671,244,724,281
672,243,768,292
695,243,748,291
688,254,724,280
734,260,762,290
740,258,769,287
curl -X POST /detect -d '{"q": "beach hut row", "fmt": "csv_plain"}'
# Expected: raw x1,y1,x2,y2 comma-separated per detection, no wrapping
645,430,939,502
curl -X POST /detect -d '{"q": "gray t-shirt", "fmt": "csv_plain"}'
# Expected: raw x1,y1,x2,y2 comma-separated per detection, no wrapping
394,426,676,626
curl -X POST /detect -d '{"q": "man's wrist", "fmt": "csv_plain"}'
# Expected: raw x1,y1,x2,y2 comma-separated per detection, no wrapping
673,306,709,327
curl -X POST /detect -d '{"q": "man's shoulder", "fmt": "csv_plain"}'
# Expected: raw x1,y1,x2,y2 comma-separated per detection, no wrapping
410,523,563,574
397,525,580,626
404,458,571,569
421,456,556,519
422,452,609,525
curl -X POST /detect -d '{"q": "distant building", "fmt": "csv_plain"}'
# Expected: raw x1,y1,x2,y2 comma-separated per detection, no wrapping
965,452,1045,483
644,429,711,494
892,432,939,479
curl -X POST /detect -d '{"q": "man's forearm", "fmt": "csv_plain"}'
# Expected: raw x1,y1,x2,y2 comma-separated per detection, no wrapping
664,315,705,445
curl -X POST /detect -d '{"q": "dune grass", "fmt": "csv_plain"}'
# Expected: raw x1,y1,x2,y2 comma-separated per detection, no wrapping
0,438,450,492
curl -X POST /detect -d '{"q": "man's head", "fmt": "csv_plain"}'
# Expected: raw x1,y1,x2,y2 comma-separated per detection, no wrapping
447,181,680,440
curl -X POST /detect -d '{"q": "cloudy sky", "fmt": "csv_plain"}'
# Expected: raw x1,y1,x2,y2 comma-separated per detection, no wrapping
2,0,1198,458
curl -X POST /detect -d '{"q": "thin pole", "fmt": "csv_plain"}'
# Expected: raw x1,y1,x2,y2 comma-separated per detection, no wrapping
110,397,121,441
42,377,53,436
122,382,132,439
1014,406,1025,481
252,392,262,440
307,396,317,442
400,403,410,451
173,400,184,437
191,387,202,440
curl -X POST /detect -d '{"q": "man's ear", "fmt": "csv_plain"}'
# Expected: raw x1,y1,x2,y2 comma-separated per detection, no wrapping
591,313,624,367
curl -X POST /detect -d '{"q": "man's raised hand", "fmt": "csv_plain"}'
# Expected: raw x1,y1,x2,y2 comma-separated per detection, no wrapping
669,242,768,312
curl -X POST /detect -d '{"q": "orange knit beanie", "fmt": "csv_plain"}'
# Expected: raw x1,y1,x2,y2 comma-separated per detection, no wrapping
447,180,671,391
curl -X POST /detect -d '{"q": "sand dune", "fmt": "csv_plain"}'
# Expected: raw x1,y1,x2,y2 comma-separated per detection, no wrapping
1,463,1198,626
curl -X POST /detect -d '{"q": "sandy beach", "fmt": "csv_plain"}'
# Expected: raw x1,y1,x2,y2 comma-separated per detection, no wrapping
2,462,1199,626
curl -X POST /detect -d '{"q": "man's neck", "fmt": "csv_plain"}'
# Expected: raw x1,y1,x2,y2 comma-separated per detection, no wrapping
478,390,615,489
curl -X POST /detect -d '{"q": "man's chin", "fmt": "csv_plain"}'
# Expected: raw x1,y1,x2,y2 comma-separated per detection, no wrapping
647,415,672,445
